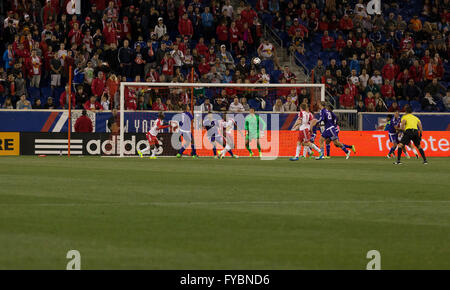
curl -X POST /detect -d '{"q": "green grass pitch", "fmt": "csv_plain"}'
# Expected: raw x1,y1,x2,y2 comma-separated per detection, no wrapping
0,156,449,269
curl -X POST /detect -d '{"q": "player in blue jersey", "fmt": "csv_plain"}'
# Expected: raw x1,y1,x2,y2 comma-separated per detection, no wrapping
203,111,222,158
310,102,355,160
385,111,416,159
176,105,198,158
385,111,403,158
310,123,332,159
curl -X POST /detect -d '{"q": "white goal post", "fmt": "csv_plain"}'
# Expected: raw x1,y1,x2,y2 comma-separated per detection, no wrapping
119,82,326,157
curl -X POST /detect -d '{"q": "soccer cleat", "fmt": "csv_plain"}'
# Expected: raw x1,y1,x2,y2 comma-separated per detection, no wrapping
137,150,143,158
213,155,218,159
176,153,181,158
324,156,331,159
289,157,299,161
316,154,324,160
423,160,428,165
149,156,157,159
249,152,254,157
192,155,198,159
351,145,356,154
393,161,402,165
415,153,419,159
233,155,239,159
259,152,262,157
345,151,351,160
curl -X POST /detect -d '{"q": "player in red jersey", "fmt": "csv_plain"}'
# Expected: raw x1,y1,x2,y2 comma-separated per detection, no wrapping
138,112,171,159
290,103,321,161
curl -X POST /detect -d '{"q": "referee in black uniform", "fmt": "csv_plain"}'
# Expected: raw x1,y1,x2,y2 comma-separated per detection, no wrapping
395,105,428,165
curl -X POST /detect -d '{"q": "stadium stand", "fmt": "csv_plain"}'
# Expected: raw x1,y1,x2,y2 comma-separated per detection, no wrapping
0,0,448,112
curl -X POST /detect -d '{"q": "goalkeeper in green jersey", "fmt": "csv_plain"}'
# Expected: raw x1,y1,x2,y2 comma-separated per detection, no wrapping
244,108,266,157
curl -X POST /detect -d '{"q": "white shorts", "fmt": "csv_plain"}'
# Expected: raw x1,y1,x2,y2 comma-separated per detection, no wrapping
51,74,61,86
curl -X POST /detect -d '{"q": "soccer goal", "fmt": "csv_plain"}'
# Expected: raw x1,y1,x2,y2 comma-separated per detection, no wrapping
118,82,326,157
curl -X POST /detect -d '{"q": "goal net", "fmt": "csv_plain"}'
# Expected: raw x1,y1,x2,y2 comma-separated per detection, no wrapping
117,82,326,158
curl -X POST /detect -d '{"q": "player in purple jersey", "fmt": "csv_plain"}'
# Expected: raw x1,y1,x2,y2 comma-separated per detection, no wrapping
176,105,198,158
310,102,354,160
323,105,356,158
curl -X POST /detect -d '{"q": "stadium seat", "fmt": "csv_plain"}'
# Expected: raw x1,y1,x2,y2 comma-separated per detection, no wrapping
248,99,260,110
28,87,41,102
398,100,409,109
410,100,421,112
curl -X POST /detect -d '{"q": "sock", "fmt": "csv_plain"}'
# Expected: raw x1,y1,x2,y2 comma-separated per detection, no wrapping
213,146,217,156
404,147,410,157
311,143,321,152
295,144,301,157
341,146,349,154
246,142,252,154
418,148,427,161
151,148,156,157
141,146,151,154
307,147,312,154
228,150,234,157
303,147,308,157
412,147,418,156
257,142,261,153
320,148,324,156
326,144,330,156
343,144,352,149
178,146,186,155
397,147,402,162
388,146,396,155
191,143,197,156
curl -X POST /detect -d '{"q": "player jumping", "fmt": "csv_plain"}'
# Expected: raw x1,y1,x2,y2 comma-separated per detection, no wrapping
311,102,354,160
290,103,321,161
218,113,238,159
244,108,266,157
138,111,171,159
176,105,198,158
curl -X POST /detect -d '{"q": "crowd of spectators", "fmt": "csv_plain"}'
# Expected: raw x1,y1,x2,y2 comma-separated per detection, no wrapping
0,0,448,113
0,0,287,112
263,0,449,111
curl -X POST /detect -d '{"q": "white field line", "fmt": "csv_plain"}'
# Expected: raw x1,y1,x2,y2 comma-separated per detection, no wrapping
0,200,448,207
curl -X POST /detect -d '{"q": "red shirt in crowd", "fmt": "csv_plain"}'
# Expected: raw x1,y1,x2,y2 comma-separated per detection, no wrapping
321,35,334,49
339,93,354,108
84,100,102,111
74,115,93,132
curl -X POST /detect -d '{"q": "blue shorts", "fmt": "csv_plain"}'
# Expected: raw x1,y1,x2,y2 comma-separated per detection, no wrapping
389,133,399,144
322,127,339,141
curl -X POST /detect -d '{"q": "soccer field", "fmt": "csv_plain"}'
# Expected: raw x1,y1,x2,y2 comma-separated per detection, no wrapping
0,156,449,269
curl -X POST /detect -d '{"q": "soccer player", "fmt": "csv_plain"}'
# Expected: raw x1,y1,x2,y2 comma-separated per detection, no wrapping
203,111,222,158
176,105,198,158
244,108,266,157
394,105,427,165
310,124,329,158
385,111,412,159
218,113,238,159
311,102,353,160
290,103,321,161
138,111,170,159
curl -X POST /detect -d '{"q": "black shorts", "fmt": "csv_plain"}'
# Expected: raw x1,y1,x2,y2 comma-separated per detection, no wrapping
400,129,421,147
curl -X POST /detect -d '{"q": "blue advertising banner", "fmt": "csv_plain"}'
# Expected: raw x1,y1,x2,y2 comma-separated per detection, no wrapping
361,113,450,131
0,110,301,133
